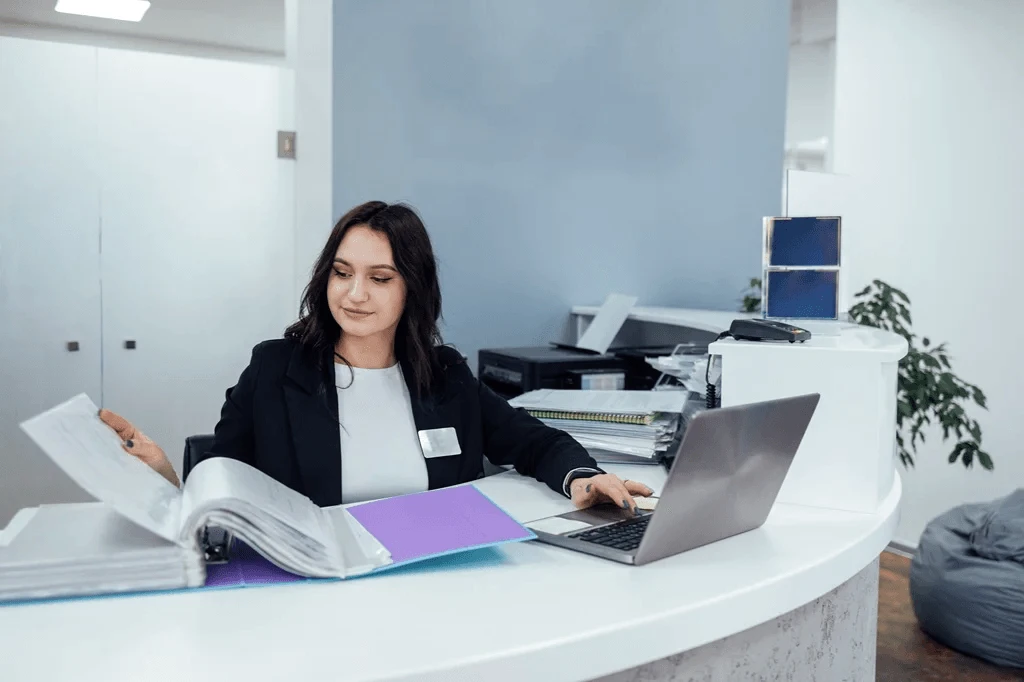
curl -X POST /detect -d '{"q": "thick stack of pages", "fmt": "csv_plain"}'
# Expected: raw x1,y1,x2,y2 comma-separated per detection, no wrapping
509,389,692,464
0,502,205,603
1,393,534,605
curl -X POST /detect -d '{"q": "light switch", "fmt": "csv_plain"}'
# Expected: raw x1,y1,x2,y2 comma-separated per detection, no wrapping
277,131,296,159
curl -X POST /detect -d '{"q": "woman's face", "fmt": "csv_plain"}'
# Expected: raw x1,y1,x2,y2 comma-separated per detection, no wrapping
328,225,407,344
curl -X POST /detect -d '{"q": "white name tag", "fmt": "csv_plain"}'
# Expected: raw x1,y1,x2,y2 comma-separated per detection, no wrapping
418,427,462,459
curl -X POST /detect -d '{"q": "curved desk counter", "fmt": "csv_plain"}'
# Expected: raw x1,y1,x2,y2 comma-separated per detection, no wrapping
0,463,901,682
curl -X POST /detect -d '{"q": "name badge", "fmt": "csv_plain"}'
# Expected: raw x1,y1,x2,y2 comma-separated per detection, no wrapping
418,427,462,459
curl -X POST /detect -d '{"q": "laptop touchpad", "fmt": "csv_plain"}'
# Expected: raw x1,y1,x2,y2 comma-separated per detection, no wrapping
561,504,635,527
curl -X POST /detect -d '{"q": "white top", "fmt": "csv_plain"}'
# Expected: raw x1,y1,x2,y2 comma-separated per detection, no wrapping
572,304,908,360
335,363,427,504
710,326,908,360
0,463,901,682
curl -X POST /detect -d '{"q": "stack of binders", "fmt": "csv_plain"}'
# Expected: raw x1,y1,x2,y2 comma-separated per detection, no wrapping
0,393,536,605
509,389,694,464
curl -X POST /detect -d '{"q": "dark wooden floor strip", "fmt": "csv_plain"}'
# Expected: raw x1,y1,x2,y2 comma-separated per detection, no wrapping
877,551,1024,681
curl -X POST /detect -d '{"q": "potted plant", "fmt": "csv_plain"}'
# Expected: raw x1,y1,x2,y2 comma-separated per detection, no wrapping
738,278,992,470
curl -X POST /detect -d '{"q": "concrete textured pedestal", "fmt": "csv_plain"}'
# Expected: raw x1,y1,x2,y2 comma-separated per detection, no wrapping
593,558,880,682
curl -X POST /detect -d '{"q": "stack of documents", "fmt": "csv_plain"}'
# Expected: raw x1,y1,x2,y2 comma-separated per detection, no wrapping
0,502,206,603
1,394,534,605
509,389,689,464
644,344,711,396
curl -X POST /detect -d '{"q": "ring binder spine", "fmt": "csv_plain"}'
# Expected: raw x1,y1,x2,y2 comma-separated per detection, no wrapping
525,410,654,426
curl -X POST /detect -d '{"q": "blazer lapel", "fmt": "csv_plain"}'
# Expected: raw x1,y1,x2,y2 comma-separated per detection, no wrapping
283,345,342,506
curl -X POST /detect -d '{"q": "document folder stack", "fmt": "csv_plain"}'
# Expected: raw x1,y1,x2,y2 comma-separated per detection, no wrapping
0,503,204,603
1,393,534,606
509,389,690,464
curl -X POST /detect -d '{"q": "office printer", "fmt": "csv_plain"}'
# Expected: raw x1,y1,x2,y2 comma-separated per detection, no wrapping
478,346,672,399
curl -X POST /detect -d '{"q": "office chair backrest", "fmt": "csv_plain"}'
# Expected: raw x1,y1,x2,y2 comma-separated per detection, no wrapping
182,434,215,483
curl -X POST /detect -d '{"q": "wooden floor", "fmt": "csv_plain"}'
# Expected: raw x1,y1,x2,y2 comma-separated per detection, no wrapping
877,551,1024,681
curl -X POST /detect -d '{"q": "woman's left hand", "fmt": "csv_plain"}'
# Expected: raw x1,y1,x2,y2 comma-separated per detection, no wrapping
569,473,653,515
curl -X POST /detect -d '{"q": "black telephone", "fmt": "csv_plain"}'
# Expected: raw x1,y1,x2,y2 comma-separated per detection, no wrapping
705,318,812,410
728,318,811,343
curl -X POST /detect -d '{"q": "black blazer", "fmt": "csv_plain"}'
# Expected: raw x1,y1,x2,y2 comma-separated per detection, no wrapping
197,338,600,507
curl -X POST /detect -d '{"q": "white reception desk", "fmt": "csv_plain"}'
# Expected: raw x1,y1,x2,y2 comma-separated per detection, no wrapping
0,306,906,682
0,464,900,682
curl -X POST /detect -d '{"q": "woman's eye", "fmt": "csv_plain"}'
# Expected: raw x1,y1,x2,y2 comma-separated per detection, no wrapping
333,269,351,278
372,277,392,284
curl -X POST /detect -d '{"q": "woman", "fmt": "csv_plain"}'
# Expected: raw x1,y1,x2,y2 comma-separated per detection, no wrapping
100,201,651,512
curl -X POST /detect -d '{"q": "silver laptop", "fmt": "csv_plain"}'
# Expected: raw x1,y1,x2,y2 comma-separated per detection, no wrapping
530,393,820,565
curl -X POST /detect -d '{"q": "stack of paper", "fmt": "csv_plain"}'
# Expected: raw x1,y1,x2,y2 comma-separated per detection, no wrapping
645,345,712,396
1,393,535,605
0,503,205,603
509,389,689,464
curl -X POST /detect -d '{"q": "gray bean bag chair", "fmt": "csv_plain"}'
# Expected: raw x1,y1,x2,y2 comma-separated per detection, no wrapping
909,489,1024,668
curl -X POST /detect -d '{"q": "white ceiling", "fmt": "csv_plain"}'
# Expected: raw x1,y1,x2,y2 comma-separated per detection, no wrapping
0,0,284,57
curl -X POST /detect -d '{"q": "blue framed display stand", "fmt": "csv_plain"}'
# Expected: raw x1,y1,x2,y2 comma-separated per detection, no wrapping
761,216,848,334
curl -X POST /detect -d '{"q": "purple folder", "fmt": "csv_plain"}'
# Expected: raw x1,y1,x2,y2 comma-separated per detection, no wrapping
347,484,535,565
204,485,534,588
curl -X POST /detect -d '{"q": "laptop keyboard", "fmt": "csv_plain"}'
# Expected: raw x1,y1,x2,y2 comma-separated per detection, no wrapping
569,513,652,552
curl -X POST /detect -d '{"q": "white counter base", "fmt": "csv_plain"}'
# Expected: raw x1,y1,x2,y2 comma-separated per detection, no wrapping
595,557,879,682
0,464,901,682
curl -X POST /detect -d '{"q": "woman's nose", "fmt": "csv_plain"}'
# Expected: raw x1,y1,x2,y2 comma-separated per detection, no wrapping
348,277,370,301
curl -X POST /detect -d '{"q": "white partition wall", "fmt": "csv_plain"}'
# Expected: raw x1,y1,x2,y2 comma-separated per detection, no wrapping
97,48,294,469
0,37,293,525
0,39,103,518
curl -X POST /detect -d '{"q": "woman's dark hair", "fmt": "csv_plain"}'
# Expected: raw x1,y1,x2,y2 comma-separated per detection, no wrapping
284,201,443,396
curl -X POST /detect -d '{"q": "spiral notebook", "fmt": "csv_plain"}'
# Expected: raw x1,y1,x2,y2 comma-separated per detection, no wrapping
509,389,688,424
509,389,689,463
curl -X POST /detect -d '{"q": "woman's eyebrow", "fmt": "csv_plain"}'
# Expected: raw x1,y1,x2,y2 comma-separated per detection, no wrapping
333,258,397,272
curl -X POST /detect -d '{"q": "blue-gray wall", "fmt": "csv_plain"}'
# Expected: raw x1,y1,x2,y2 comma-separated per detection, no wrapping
333,0,789,365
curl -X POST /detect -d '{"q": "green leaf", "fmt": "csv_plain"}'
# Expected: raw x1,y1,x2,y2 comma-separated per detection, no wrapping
884,281,910,303
973,388,988,409
948,450,959,463
978,451,994,470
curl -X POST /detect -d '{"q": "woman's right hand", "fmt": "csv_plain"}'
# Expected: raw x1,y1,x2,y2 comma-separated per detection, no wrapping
98,409,180,488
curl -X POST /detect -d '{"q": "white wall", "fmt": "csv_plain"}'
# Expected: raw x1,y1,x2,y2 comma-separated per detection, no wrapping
785,0,835,171
287,0,333,299
833,0,1024,546
0,37,294,526
785,42,833,162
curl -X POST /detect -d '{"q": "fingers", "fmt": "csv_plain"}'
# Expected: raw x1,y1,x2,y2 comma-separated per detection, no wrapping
582,475,638,515
122,436,161,464
623,479,654,497
121,438,180,487
571,475,654,515
571,479,601,509
98,408,138,441
602,477,638,515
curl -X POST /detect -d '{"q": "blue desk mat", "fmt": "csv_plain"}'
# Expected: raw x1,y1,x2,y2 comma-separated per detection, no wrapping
0,541,515,608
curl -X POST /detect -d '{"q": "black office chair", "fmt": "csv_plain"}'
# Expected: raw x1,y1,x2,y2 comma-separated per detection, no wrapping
182,433,230,562
181,433,215,483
